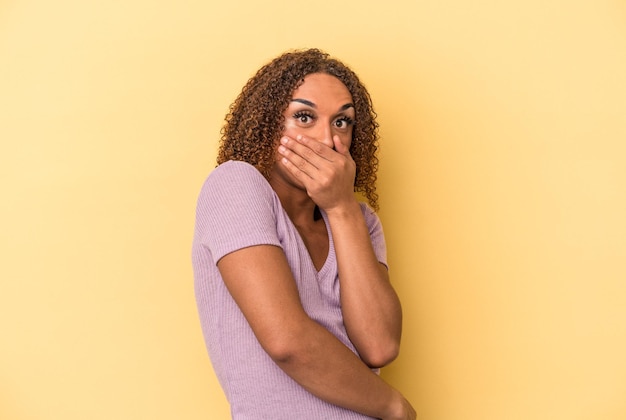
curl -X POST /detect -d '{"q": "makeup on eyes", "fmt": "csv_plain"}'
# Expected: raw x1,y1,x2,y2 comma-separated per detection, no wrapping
290,111,354,129
289,99,355,125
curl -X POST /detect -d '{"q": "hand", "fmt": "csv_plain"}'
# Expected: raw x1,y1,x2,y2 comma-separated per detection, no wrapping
278,134,356,211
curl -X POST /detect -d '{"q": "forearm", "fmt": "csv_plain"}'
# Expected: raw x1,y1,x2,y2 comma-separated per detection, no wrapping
325,200,403,367
274,317,406,419
219,245,408,419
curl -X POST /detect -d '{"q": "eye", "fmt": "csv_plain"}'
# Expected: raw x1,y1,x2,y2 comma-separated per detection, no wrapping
334,116,354,129
293,111,315,124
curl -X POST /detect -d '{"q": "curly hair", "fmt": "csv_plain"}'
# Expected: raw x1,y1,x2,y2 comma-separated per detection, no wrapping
217,48,381,210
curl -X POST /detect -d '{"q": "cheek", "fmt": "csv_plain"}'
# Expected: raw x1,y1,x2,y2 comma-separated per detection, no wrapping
339,129,353,148
282,119,300,137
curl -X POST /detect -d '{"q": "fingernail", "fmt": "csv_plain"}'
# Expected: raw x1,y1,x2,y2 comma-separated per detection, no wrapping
280,137,288,144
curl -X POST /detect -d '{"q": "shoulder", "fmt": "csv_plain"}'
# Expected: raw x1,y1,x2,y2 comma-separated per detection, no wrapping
204,160,268,188
209,160,264,178
195,160,279,223
194,161,282,254
199,161,274,201
356,202,387,266
358,202,382,230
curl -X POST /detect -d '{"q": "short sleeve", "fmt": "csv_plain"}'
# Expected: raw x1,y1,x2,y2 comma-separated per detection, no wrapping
194,161,282,264
360,203,388,268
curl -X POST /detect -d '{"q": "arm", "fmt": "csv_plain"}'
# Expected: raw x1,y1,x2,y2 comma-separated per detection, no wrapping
279,134,403,367
217,244,414,420
325,202,403,368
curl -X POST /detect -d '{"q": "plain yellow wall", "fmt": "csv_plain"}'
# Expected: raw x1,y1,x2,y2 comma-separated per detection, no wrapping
1,0,625,419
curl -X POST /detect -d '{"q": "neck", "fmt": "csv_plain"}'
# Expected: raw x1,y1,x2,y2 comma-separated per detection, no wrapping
269,171,319,226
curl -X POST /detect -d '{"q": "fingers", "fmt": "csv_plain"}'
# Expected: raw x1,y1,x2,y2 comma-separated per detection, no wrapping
281,135,334,162
279,134,349,162
278,133,354,186
278,137,313,181
278,135,334,175
278,134,356,209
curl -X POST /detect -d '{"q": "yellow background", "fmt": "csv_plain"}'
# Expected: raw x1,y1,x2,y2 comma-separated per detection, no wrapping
1,0,625,419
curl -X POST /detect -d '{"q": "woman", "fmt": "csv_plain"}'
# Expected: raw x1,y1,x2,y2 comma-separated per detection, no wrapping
193,48,416,420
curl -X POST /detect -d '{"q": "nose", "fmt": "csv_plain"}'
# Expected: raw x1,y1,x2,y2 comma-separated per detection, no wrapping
312,122,334,149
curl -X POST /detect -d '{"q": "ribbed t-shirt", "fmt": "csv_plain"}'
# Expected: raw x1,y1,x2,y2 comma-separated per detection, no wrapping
192,160,387,419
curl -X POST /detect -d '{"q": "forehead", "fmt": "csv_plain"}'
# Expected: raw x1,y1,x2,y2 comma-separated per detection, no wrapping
291,73,352,103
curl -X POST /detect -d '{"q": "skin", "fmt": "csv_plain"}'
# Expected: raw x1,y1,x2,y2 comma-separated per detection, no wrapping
216,73,417,420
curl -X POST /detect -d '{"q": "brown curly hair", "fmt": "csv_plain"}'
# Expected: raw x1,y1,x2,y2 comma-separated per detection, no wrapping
217,48,381,210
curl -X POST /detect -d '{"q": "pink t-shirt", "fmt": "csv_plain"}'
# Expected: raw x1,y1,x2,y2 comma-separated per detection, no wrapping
192,160,387,419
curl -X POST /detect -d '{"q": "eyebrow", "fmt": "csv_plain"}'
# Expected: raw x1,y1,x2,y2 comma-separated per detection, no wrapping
291,98,355,112
291,98,316,107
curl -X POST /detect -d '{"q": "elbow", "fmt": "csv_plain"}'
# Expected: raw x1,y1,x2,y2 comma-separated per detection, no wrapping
261,328,312,366
264,339,301,365
259,317,328,367
360,340,400,369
